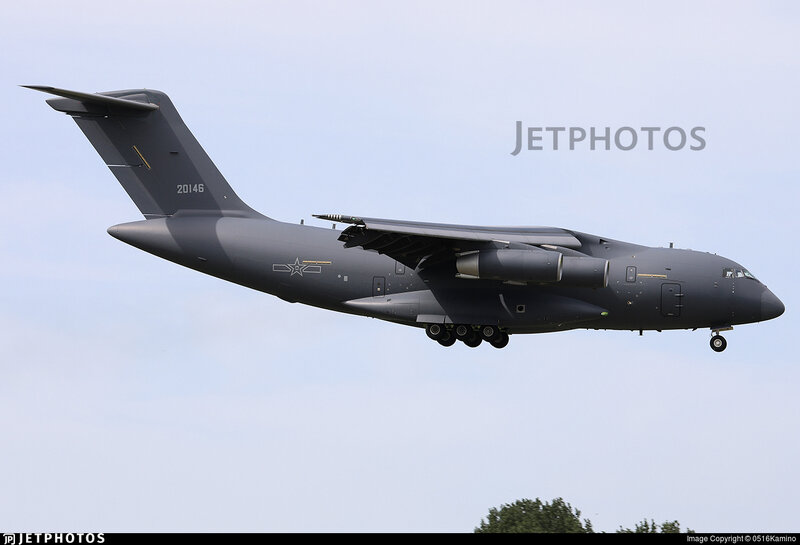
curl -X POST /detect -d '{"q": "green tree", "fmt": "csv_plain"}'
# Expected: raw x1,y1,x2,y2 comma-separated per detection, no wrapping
475,497,692,533
474,497,594,533
618,519,691,533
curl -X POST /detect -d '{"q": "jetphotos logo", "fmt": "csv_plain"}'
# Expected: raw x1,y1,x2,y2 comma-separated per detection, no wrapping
3,535,104,544
510,121,706,155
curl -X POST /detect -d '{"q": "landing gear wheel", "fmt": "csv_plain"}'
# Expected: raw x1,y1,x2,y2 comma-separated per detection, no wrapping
437,331,456,347
480,325,501,342
490,332,510,349
462,335,482,348
710,335,727,352
454,324,473,340
426,323,446,341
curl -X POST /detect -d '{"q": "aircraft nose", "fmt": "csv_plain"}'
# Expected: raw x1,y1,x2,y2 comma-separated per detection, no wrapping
761,288,785,321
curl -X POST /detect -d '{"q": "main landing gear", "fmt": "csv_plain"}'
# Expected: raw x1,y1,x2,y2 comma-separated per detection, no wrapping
710,327,733,352
425,324,510,349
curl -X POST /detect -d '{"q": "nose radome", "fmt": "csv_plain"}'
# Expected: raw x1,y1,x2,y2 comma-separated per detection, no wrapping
761,289,785,321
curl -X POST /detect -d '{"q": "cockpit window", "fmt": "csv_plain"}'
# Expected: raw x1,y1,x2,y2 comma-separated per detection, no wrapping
722,268,758,281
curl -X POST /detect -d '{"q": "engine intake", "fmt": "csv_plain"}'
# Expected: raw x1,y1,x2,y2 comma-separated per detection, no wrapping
560,256,609,288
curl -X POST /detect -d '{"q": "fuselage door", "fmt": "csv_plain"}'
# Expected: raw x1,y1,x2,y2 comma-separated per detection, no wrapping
660,283,683,317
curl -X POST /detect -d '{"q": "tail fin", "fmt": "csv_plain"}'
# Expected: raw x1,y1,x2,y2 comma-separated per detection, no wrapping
26,86,262,219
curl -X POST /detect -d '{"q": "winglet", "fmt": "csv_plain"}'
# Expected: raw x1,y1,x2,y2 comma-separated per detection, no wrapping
23,85,159,112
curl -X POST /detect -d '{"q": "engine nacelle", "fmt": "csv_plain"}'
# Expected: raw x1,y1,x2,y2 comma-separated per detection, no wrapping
455,249,609,288
456,249,562,283
560,256,609,288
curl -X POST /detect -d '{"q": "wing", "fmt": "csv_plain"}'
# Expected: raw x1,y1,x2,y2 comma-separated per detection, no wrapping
313,214,583,269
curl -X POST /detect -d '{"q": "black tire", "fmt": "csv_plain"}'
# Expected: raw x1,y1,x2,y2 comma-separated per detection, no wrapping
710,335,727,352
490,332,510,349
480,325,501,342
437,332,456,347
426,323,445,341
454,324,472,340
462,335,482,348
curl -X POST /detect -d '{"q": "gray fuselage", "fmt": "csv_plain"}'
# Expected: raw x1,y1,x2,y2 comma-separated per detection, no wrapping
107,214,783,335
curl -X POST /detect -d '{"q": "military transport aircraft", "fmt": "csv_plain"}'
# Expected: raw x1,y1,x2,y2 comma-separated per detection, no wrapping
27,86,785,351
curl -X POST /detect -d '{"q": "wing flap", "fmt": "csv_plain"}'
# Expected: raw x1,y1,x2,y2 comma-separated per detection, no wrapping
316,214,581,246
314,214,582,268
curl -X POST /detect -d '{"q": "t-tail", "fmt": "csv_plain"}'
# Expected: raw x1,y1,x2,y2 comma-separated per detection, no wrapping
25,86,263,219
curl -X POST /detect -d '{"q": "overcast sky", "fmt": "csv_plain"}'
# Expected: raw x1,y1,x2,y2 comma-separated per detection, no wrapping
1,0,798,533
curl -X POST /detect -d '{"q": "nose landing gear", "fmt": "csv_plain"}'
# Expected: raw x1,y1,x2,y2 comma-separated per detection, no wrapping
710,327,733,352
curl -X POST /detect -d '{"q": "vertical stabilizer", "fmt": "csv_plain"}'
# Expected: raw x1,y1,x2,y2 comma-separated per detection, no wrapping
26,86,263,219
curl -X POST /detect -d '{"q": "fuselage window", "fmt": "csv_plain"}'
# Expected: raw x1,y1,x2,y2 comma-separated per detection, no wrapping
723,268,734,278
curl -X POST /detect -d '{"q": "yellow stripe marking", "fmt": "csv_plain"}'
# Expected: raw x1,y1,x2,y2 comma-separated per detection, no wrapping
132,145,151,170
638,273,668,278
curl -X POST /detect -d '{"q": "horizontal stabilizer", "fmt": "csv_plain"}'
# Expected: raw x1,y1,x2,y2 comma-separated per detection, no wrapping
23,85,159,113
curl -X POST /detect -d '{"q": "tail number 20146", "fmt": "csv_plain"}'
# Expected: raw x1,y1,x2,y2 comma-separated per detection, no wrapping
177,183,205,194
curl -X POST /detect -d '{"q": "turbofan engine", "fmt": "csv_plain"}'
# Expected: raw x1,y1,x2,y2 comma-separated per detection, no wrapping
455,249,608,288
